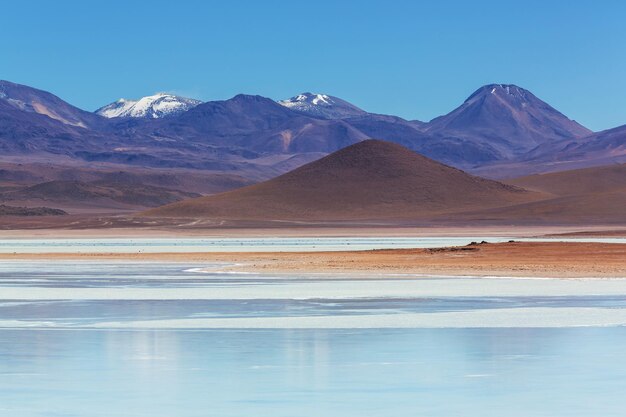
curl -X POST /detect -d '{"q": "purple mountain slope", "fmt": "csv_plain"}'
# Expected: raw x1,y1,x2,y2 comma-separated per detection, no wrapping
522,123,626,171
0,94,107,156
0,80,104,129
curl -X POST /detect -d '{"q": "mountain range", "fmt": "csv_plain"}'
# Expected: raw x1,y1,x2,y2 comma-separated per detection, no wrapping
2,79,622,177
1,79,625,215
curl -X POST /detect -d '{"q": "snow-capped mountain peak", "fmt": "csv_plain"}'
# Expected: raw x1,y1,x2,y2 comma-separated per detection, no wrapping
466,84,532,105
95,93,202,119
291,93,332,106
278,92,366,119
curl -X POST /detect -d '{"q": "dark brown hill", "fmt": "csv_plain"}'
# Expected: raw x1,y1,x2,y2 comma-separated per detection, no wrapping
144,140,537,221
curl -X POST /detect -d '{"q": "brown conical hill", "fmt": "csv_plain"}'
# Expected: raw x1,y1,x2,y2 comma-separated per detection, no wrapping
143,140,537,221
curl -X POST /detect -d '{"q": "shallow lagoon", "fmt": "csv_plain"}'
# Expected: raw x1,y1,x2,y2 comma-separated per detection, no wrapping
1,260,626,416
0,236,625,253
0,236,510,253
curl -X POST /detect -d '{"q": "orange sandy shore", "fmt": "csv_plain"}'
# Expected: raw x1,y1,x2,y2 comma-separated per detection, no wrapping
1,241,625,278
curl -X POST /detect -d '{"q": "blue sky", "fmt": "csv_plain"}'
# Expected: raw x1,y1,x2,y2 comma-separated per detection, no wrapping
1,0,625,131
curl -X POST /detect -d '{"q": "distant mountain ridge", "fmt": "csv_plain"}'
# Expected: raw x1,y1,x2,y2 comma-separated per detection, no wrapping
148,94,368,153
523,123,626,171
0,79,614,181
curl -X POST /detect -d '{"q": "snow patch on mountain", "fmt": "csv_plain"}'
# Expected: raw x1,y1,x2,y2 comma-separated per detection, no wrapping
280,93,334,111
96,93,202,119
278,92,366,119
473,84,529,103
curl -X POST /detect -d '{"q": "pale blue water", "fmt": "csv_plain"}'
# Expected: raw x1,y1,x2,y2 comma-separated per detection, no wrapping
1,260,626,416
3,328,626,417
0,236,624,253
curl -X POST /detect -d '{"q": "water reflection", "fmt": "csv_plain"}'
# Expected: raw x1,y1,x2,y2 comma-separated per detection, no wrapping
2,328,626,416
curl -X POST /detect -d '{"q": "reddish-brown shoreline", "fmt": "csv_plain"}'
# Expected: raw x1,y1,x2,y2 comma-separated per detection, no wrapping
1,241,625,278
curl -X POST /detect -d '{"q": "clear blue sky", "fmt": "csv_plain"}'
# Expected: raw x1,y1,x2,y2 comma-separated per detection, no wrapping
1,0,625,131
